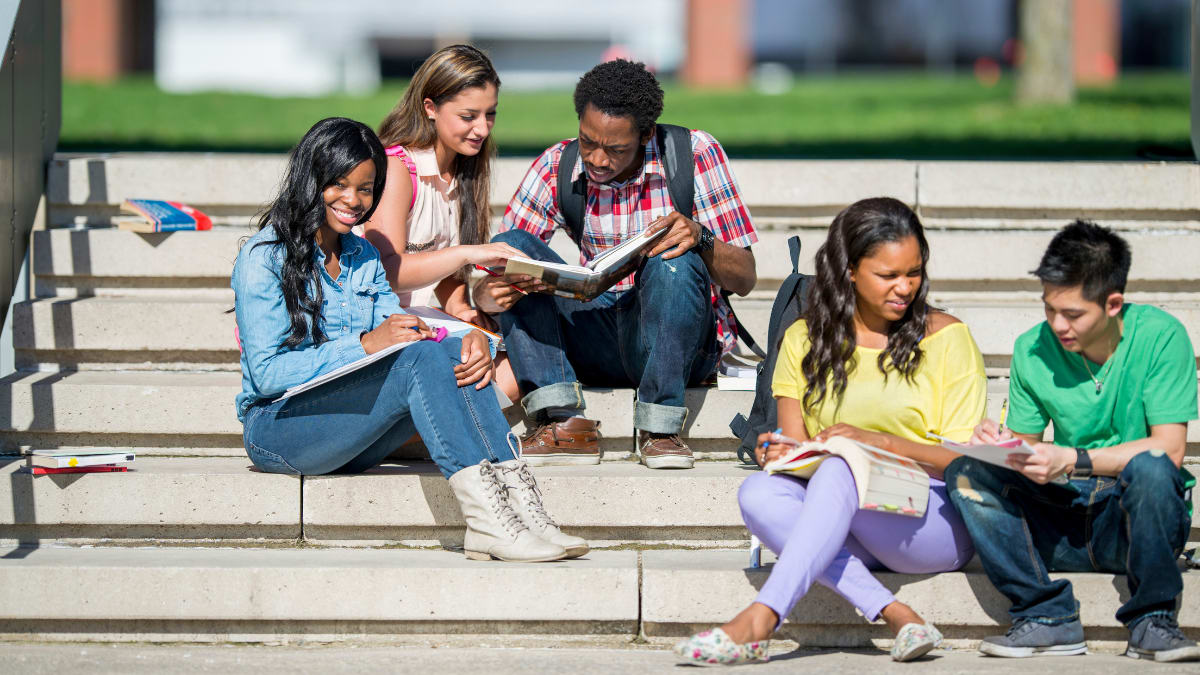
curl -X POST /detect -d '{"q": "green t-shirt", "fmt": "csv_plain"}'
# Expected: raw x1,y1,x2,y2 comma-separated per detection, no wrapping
1007,303,1198,448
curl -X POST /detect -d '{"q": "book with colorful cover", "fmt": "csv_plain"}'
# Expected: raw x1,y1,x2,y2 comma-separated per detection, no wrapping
28,449,135,469
116,199,213,233
763,435,930,518
23,465,129,475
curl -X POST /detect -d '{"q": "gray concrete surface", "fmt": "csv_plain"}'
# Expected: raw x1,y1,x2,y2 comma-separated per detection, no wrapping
1,641,1197,674
0,547,638,625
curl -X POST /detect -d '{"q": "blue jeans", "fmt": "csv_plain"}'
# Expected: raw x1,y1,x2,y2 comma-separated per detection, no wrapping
945,452,1190,626
241,337,517,478
492,229,721,434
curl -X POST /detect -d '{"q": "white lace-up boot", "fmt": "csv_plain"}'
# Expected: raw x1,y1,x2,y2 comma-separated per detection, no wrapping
448,460,566,562
495,459,590,558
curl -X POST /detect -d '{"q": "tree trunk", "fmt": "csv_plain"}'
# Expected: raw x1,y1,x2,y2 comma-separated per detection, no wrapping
1017,0,1075,104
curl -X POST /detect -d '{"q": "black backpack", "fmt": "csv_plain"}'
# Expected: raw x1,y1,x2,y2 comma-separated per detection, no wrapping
729,236,810,465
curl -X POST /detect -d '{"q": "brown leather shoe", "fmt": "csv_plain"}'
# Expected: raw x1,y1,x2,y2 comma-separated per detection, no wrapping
638,431,694,469
520,417,601,466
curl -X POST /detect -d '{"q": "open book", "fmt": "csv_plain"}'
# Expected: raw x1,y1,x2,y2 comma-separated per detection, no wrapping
404,306,503,349
277,338,426,401
933,435,1036,469
763,435,930,518
502,226,669,301
276,315,510,408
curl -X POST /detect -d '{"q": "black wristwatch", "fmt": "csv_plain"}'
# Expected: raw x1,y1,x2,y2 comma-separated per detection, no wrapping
696,226,715,253
1071,448,1093,478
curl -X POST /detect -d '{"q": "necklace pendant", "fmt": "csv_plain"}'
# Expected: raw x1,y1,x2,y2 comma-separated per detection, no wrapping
1094,381,1103,393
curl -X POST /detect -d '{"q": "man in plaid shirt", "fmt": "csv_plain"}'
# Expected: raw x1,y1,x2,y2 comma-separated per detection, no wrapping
475,60,758,469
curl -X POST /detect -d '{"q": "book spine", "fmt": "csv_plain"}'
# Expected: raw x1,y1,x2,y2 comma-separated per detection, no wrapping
29,454,135,468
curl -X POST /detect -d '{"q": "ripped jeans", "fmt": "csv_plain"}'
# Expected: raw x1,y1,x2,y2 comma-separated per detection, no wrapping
945,452,1190,626
241,337,517,477
492,228,720,434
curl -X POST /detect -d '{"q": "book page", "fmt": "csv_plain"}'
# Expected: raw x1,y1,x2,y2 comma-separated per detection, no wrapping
277,340,418,401
504,258,592,277
404,306,502,344
586,226,669,273
938,437,1035,469
764,436,929,517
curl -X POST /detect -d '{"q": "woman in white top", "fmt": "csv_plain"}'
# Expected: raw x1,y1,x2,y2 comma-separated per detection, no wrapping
360,44,521,401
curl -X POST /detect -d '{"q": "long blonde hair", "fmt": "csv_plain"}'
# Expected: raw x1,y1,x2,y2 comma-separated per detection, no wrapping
377,44,500,250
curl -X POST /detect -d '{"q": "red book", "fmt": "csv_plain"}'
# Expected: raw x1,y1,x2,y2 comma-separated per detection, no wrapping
24,465,129,475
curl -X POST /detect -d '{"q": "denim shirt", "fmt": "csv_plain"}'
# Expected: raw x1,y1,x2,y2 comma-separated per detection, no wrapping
232,225,404,421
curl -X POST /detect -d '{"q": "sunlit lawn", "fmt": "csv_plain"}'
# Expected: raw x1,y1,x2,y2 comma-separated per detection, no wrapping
59,72,1191,160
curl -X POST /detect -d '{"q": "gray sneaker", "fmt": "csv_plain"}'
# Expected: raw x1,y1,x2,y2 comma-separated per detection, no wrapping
1126,615,1200,662
979,618,1087,657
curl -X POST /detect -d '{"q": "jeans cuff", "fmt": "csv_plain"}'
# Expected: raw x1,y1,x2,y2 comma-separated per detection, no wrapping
635,400,688,434
521,381,585,417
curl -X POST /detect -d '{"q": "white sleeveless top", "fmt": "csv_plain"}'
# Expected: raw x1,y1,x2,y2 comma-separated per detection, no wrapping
355,145,460,307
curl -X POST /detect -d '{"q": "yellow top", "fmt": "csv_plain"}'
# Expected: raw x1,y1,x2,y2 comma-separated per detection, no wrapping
772,320,986,444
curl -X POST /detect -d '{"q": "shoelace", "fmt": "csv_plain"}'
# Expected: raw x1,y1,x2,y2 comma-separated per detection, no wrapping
479,464,528,537
1006,619,1038,639
1144,617,1187,645
513,465,557,530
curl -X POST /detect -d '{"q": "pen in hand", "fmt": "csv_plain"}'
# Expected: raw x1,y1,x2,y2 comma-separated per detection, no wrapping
474,264,529,296
997,397,1009,437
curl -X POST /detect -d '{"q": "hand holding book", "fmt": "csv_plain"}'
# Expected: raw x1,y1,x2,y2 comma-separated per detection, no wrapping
644,212,703,260
761,435,931,518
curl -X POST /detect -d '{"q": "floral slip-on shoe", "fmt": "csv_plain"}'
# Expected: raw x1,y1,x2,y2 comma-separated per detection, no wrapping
673,627,769,666
891,622,943,662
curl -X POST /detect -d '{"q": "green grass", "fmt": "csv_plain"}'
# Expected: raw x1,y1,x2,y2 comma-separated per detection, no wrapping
60,72,1193,160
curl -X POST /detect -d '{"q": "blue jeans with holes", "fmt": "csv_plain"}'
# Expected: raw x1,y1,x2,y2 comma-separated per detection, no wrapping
944,451,1190,626
492,229,721,434
241,337,517,478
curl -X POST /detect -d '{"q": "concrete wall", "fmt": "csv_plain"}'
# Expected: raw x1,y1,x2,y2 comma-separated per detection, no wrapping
0,0,60,321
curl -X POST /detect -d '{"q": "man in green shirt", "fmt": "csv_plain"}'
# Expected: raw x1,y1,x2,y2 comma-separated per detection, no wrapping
947,221,1199,662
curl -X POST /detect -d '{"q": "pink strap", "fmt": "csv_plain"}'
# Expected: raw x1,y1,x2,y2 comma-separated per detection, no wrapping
385,145,419,209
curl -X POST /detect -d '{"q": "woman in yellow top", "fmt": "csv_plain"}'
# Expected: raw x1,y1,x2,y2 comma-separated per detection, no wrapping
675,197,986,665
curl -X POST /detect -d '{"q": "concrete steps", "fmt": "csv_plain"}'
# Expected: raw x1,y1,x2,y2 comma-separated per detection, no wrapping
30,225,1200,295
17,289,1200,375
641,550,1200,645
2,154,1197,645
6,371,1200,458
0,547,639,639
0,545,1196,644
3,458,1196,548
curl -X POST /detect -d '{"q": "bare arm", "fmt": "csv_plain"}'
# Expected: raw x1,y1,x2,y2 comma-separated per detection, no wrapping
813,423,962,478
974,419,1187,483
644,212,757,295
361,155,522,293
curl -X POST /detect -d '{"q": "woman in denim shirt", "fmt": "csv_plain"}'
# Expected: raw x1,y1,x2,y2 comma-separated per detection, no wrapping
233,117,587,562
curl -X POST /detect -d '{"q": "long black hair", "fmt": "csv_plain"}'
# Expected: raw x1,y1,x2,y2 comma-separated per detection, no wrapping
254,117,387,347
801,197,933,412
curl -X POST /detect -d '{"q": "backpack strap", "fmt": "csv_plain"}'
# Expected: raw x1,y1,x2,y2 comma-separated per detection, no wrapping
656,124,695,219
384,144,418,210
556,140,587,246
556,124,696,246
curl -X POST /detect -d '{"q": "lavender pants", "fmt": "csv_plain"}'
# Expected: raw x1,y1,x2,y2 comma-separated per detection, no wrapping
740,458,974,625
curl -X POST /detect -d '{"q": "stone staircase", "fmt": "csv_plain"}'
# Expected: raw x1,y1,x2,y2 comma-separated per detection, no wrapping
0,154,1196,646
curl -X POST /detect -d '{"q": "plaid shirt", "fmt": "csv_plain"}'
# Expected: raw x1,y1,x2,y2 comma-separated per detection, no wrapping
500,129,757,355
